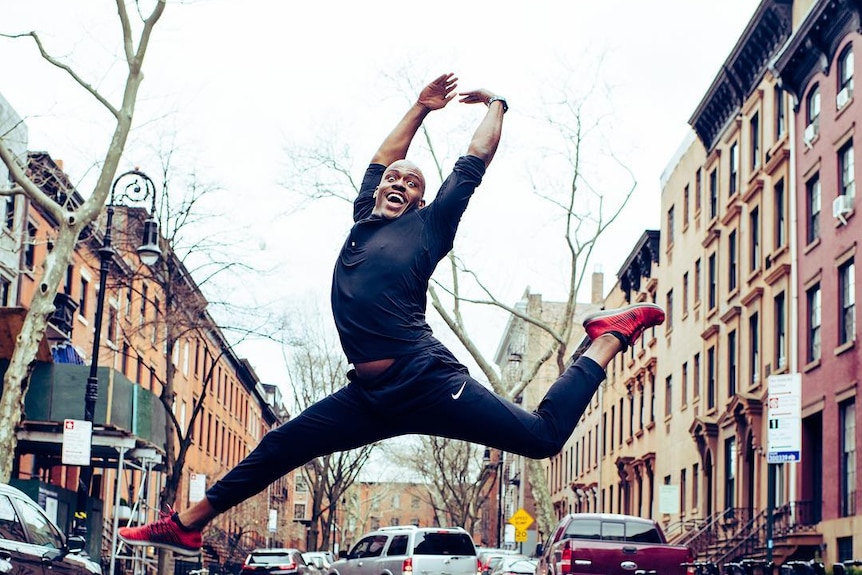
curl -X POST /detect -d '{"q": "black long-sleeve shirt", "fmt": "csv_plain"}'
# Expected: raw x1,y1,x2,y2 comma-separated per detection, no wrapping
331,155,486,364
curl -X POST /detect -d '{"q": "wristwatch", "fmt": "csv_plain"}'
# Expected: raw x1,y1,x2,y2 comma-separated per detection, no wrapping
487,96,509,113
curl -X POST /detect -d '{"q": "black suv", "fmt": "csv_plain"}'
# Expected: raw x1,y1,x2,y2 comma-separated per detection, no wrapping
328,525,477,575
0,482,101,575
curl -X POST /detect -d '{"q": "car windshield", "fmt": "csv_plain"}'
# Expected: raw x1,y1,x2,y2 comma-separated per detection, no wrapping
412,531,475,556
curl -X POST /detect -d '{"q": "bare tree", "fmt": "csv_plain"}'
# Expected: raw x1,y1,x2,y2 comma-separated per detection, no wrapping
280,64,635,537
280,311,378,552
0,0,166,481
392,436,495,534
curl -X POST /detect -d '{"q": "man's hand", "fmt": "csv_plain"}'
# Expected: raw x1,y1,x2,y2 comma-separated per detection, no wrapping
458,89,496,106
417,73,458,111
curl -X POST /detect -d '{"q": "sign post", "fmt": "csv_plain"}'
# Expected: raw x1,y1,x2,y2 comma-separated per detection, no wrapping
766,373,801,563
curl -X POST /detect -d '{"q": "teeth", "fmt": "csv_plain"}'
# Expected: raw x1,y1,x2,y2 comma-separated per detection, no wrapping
387,193,404,204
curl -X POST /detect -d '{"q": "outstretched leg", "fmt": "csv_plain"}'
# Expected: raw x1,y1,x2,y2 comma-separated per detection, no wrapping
395,303,665,458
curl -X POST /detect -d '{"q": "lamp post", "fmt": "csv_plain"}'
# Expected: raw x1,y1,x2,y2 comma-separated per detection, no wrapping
73,169,161,540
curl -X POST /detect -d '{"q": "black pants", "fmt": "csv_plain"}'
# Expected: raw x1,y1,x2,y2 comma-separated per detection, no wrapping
205,342,604,512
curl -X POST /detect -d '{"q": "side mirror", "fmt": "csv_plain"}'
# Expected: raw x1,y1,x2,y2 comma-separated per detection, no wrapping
66,535,87,554
535,543,544,557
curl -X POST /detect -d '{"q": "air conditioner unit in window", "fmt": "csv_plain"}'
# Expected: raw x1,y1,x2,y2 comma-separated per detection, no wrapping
833,193,854,225
837,86,853,108
803,121,819,146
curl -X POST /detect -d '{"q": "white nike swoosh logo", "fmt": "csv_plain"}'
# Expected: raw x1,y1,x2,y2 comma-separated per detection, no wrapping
451,380,468,400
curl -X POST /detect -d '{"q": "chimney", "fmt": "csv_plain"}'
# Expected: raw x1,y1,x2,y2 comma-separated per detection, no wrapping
591,268,604,304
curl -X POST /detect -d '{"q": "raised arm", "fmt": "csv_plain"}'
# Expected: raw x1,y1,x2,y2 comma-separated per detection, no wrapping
459,89,506,168
370,73,458,166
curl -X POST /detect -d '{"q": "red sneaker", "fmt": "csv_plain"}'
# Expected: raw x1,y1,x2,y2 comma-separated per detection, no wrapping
583,303,666,351
118,511,202,556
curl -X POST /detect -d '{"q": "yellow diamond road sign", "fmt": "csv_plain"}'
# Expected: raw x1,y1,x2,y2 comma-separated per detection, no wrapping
508,508,534,530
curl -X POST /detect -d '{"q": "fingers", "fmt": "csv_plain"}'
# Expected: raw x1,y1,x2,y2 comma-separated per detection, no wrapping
457,90,491,105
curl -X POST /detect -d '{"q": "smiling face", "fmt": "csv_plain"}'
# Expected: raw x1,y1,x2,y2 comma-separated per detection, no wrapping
371,160,426,219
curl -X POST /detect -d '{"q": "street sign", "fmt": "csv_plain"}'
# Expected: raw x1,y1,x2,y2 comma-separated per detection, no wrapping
509,507,534,540
189,473,207,502
61,419,92,466
508,508,534,530
767,374,801,463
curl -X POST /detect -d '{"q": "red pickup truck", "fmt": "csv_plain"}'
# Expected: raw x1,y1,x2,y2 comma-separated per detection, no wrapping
535,513,694,575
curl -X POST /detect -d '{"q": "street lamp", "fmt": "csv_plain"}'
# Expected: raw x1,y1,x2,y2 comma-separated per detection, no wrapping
73,169,160,540
483,448,505,548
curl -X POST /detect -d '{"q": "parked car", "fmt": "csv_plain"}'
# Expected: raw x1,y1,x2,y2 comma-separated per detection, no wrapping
328,525,478,575
477,548,522,575
535,512,694,575
301,551,335,571
491,556,538,575
241,548,316,575
0,482,101,575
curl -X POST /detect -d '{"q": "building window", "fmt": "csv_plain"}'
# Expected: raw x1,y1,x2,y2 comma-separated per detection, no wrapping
838,537,855,563
724,437,736,510
749,312,759,385
709,169,718,220
707,346,716,410
708,253,717,310
774,179,786,249
682,272,689,316
750,207,760,272
806,174,820,244
750,113,760,170
727,329,737,397
3,196,13,230
666,289,674,331
838,45,854,108
839,259,856,345
840,400,856,517
692,463,700,511
78,277,89,318
0,277,10,307
293,503,306,520
775,292,787,370
140,283,148,327
679,469,688,515
693,353,701,400
694,259,702,306
775,86,786,140
107,307,117,344
24,223,36,271
667,205,675,248
681,362,689,407
665,375,673,418
728,229,738,292
683,185,690,227
695,169,703,213
807,284,821,363
806,84,821,133
729,142,739,197
650,373,656,423
839,141,855,199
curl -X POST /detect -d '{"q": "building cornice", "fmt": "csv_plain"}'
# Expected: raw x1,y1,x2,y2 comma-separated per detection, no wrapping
773,0,862,106
689,0,793,151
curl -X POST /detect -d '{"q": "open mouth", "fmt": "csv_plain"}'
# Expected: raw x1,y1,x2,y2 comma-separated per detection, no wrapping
386,192,405,205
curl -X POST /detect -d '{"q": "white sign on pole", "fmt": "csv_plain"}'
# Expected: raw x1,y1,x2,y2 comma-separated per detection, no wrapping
61,419,92,466
268,509,277,533
659,484,680,514
189,473,207,503
767,373,801,463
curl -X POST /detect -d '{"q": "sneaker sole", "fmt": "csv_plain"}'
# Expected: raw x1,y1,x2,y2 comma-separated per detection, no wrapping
582,302,665,326
118,533,201,557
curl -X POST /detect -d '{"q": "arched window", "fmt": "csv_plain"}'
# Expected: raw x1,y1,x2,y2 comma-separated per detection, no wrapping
837,44,854,109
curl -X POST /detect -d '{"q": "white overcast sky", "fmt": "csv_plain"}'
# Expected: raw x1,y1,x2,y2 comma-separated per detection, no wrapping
2,0,760,391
